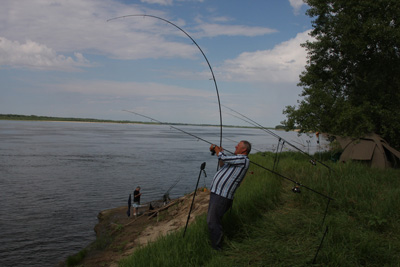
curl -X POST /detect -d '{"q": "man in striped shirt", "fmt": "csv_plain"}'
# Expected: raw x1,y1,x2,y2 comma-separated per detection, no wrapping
207,140,251,250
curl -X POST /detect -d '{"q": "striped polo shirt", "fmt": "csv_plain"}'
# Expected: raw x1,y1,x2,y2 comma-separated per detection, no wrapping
210,152,250,199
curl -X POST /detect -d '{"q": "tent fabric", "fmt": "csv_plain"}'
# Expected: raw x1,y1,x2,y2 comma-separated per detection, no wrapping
382,143,400,160
337,133,400,168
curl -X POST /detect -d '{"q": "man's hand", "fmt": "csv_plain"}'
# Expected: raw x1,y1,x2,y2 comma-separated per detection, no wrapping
210,144,223,155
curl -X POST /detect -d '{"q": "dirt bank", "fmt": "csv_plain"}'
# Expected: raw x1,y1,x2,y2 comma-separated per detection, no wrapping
73,188,210,266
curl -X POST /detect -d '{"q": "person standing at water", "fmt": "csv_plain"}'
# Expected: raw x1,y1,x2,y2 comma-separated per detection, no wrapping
133,186,142,216
207,140,251,250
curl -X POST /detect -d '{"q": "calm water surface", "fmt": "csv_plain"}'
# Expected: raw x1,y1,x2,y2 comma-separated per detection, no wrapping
0,120,326,266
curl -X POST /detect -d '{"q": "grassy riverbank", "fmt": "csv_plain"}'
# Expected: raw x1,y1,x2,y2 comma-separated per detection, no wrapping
116,152,400,266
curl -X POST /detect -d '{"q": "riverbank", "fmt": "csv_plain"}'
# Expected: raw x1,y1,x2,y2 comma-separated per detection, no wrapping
117,153,400,266
62,188,210,266
61,152,400,266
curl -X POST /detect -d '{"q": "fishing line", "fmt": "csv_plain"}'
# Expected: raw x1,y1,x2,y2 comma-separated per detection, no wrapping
123,110,333,201
123,109,214,145
126,110,333,263
166,177,182,194
221,136,264,153
107,14,223,149
224,106,334,262
163,176,183,204
222,105,334,173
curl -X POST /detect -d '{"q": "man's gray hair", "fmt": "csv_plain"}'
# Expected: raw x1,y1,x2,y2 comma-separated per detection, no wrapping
241,140,252,154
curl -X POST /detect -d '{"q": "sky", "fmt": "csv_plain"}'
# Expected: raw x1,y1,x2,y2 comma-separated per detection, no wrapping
0,0,313,127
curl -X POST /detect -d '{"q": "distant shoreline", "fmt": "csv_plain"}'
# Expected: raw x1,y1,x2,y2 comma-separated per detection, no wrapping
0,114,277,129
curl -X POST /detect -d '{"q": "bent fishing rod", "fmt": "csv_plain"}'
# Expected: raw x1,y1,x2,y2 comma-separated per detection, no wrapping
123,110,333,202
107,14,223,149
223,105,334,172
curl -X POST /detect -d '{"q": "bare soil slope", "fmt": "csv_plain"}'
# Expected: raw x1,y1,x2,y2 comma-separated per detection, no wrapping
77,188,210,266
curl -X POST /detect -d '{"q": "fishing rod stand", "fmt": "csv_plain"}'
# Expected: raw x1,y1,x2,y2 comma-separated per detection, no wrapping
183,162,207,238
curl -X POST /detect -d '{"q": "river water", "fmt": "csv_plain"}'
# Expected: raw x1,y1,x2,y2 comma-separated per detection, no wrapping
0,120,326,266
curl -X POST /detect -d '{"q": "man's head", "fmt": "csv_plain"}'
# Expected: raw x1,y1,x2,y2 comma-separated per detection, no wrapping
136,186,141,191
234,140,251,155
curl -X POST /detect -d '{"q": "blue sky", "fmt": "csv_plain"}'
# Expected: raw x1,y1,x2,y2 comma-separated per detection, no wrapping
0,0,312,127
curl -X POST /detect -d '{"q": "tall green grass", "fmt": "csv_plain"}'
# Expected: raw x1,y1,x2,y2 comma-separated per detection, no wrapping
119,152,400,266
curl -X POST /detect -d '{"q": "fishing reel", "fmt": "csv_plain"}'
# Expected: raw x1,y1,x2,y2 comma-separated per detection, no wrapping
292,185,301,193
210,144,216,155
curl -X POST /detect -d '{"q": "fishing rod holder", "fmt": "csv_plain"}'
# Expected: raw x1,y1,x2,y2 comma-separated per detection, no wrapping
183,162,207,238
201,162,206,170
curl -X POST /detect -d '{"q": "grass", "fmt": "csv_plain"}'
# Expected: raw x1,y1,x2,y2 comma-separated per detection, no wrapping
118,151,400,266
66,249,88,266
66,231,113,266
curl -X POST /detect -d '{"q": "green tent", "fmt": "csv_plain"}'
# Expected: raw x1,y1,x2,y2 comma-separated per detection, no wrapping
337,133,400,169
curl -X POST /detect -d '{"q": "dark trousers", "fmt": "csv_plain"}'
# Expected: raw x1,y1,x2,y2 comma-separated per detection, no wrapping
207,193,233,249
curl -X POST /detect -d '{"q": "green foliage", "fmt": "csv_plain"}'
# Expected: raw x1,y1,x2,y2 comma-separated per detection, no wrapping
66,249,87,266
118,152,400,266
282,0,400,150
274,124,288,130
92,233,113,250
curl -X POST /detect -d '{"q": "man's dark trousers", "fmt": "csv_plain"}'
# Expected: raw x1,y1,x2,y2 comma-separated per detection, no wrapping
207,192,233,250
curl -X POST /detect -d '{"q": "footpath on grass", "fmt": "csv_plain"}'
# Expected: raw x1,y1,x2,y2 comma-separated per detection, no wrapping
61,188,210,267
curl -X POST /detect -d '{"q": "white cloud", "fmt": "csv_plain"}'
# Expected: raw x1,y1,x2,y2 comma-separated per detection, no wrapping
219,30,312,84
288,0,306,15
141,0,173,5
196,23,277,37
193,15,276,37
0,37,90,70
210,16,232,23
0,0,198,66
0,0,282,70
140,0,203,5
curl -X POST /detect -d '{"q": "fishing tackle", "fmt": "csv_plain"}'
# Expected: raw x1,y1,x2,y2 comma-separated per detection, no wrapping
163,176,183,205
210,144,217,155
123,109,214,145
107,14,223,149
273,138,285,171
127,194,132,217
222,105,334,173
183,162,206,237
126,110,333,263
313,226,329,264
124,110,333,201
292,185,301,193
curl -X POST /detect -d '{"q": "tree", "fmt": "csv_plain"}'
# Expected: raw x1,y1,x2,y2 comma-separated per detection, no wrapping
282,0,400,150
